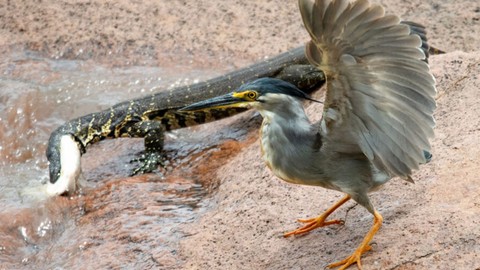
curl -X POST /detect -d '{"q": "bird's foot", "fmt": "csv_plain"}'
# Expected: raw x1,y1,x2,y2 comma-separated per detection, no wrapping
283,215,344,237
327,245,372,270
130,151,165,176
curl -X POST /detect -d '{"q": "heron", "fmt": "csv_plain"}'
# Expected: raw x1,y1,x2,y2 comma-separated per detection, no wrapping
180,0,436,268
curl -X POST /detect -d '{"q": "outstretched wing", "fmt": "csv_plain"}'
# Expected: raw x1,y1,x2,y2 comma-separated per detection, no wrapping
299,0,436,178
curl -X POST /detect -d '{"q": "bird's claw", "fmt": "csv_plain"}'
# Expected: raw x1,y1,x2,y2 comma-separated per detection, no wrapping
327,245,372,270
130,151,165,176
284,216,344,237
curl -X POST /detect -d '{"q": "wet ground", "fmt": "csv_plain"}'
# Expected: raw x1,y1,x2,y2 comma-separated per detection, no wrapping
0,48,258,269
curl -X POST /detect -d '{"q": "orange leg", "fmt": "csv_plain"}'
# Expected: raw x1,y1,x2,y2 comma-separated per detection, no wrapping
284,194,351,237
328,210,383,270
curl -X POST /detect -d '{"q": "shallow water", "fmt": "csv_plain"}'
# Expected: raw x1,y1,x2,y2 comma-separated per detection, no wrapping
0,49,250,268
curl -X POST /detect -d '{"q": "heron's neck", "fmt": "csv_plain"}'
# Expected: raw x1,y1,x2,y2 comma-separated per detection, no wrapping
258,99,322,184
259,98,312,130
259,101,314,155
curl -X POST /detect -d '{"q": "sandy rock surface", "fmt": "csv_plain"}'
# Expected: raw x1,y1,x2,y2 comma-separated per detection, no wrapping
1,0,479,269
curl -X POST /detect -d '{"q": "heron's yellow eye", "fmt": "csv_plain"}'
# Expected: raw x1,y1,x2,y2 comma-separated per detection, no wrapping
245,91,257,101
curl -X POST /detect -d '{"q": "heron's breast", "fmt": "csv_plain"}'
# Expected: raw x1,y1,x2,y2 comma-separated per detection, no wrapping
260,121,303,184
260,121,273,168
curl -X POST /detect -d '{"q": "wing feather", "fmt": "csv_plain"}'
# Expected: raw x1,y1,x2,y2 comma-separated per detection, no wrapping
299,0,436,178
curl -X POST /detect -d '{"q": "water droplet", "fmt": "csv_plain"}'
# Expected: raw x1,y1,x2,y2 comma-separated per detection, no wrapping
19,226,28,242
37,219,52,237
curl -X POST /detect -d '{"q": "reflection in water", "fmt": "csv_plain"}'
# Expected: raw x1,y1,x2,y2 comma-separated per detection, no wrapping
0,49,248,269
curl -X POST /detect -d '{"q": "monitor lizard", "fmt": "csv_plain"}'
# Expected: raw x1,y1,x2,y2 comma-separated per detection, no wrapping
46,45,326,195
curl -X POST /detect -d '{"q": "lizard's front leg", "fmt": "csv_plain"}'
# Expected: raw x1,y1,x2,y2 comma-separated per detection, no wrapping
127,120,167,175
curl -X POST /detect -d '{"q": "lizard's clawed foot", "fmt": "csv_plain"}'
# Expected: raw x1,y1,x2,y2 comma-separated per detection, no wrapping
130,151,165,176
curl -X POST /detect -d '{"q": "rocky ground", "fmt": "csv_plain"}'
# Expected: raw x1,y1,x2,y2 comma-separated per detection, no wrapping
1,0,479,269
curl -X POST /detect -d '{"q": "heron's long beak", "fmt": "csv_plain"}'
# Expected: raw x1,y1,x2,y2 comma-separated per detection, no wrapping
179,93,250,111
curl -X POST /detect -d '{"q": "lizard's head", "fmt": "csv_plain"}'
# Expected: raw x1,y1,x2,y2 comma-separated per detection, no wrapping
46,133,82,196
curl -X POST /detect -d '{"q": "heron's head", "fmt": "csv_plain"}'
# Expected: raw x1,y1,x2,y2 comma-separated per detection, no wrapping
180,78,320,116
